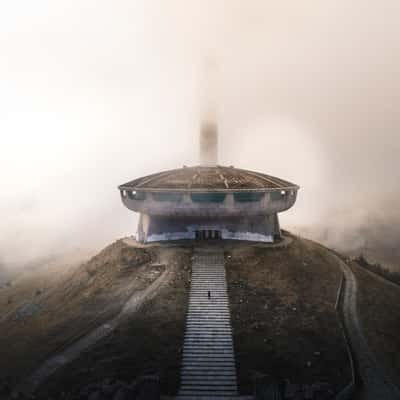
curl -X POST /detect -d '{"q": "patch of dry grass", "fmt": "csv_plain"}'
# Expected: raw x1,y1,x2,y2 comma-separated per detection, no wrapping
0,240,162,386
37,246,192,398
351,263,400,384
226,237,351,394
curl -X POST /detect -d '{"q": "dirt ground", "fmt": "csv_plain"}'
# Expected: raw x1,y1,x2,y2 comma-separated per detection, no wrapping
0,240,165,387
37,246,191,398
0,236,376,398
350,263,400,384
225,236,352,394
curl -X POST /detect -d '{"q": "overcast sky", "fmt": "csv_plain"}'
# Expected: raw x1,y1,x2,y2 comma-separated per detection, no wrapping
1,1,400,266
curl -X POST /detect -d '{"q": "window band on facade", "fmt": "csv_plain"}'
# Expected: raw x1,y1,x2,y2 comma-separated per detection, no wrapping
270,191,282,201
191,193,226,203
152,192,183,202
124,190,146,200
234,192,264,202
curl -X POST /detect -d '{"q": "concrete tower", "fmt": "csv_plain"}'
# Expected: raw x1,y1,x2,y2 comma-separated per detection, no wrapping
199,58,218,167
199,118,218,166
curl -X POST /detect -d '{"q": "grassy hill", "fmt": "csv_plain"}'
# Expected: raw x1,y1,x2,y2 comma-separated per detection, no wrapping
0,240,164,387
2,234,397,398
225,236,351,393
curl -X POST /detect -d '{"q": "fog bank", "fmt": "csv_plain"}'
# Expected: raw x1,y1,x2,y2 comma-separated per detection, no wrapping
1,1,400,270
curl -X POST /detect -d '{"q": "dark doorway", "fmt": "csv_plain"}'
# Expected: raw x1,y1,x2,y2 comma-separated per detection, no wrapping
195,230,221,240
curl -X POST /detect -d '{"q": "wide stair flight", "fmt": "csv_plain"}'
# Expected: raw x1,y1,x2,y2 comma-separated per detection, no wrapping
178,246,238,399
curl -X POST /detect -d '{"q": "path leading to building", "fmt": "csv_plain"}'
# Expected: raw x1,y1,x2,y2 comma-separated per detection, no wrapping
178,246,238,399
332,250,400,400
17,266,173,396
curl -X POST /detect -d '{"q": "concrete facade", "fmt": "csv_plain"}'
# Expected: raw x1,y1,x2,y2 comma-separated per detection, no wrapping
118,165,299,244
136,214,280,243
120,190,297,217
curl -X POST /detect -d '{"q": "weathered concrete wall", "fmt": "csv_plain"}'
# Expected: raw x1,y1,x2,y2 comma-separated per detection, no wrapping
137,214,279,243
121,191,297,218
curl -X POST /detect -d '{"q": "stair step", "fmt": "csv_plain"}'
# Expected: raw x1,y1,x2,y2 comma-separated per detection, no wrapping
182,372,237,377
183,350,234,355
183,345,233,349
179,390,238,395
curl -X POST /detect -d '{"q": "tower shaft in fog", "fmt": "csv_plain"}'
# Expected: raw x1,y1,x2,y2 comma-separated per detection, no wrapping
200,118,218,166
199,57,218,166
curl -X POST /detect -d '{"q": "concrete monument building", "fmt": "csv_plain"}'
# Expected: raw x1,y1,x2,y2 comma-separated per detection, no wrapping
118,115,299,243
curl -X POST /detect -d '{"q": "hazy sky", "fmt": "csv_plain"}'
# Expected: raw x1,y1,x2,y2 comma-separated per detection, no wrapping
1,1,400,266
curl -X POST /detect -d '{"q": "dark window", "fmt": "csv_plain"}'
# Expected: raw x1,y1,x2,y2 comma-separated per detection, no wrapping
234,192,264,202
270,190,286,201
124,190,146,200
191,193,226,203
152,192,183,202
132,192,146,200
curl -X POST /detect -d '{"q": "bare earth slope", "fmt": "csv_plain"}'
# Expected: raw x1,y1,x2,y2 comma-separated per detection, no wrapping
225,236,351,394
37,246,191,398
3,235,397,398
0,240,164,387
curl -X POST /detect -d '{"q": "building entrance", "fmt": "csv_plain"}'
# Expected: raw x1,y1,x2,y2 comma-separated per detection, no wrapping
195,230,221,240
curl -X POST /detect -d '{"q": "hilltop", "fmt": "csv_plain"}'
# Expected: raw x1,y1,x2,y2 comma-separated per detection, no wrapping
0,234,398,399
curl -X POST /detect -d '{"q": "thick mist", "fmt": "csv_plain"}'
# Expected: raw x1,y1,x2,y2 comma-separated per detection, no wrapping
1,1,400,270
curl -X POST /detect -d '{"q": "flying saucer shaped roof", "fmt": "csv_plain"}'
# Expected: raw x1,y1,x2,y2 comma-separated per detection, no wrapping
119,166,299,192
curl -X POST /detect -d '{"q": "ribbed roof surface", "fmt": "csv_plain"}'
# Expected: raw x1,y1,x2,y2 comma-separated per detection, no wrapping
119,166,298,192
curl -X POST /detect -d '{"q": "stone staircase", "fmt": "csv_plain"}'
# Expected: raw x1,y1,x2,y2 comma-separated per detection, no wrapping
177,246,238,399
